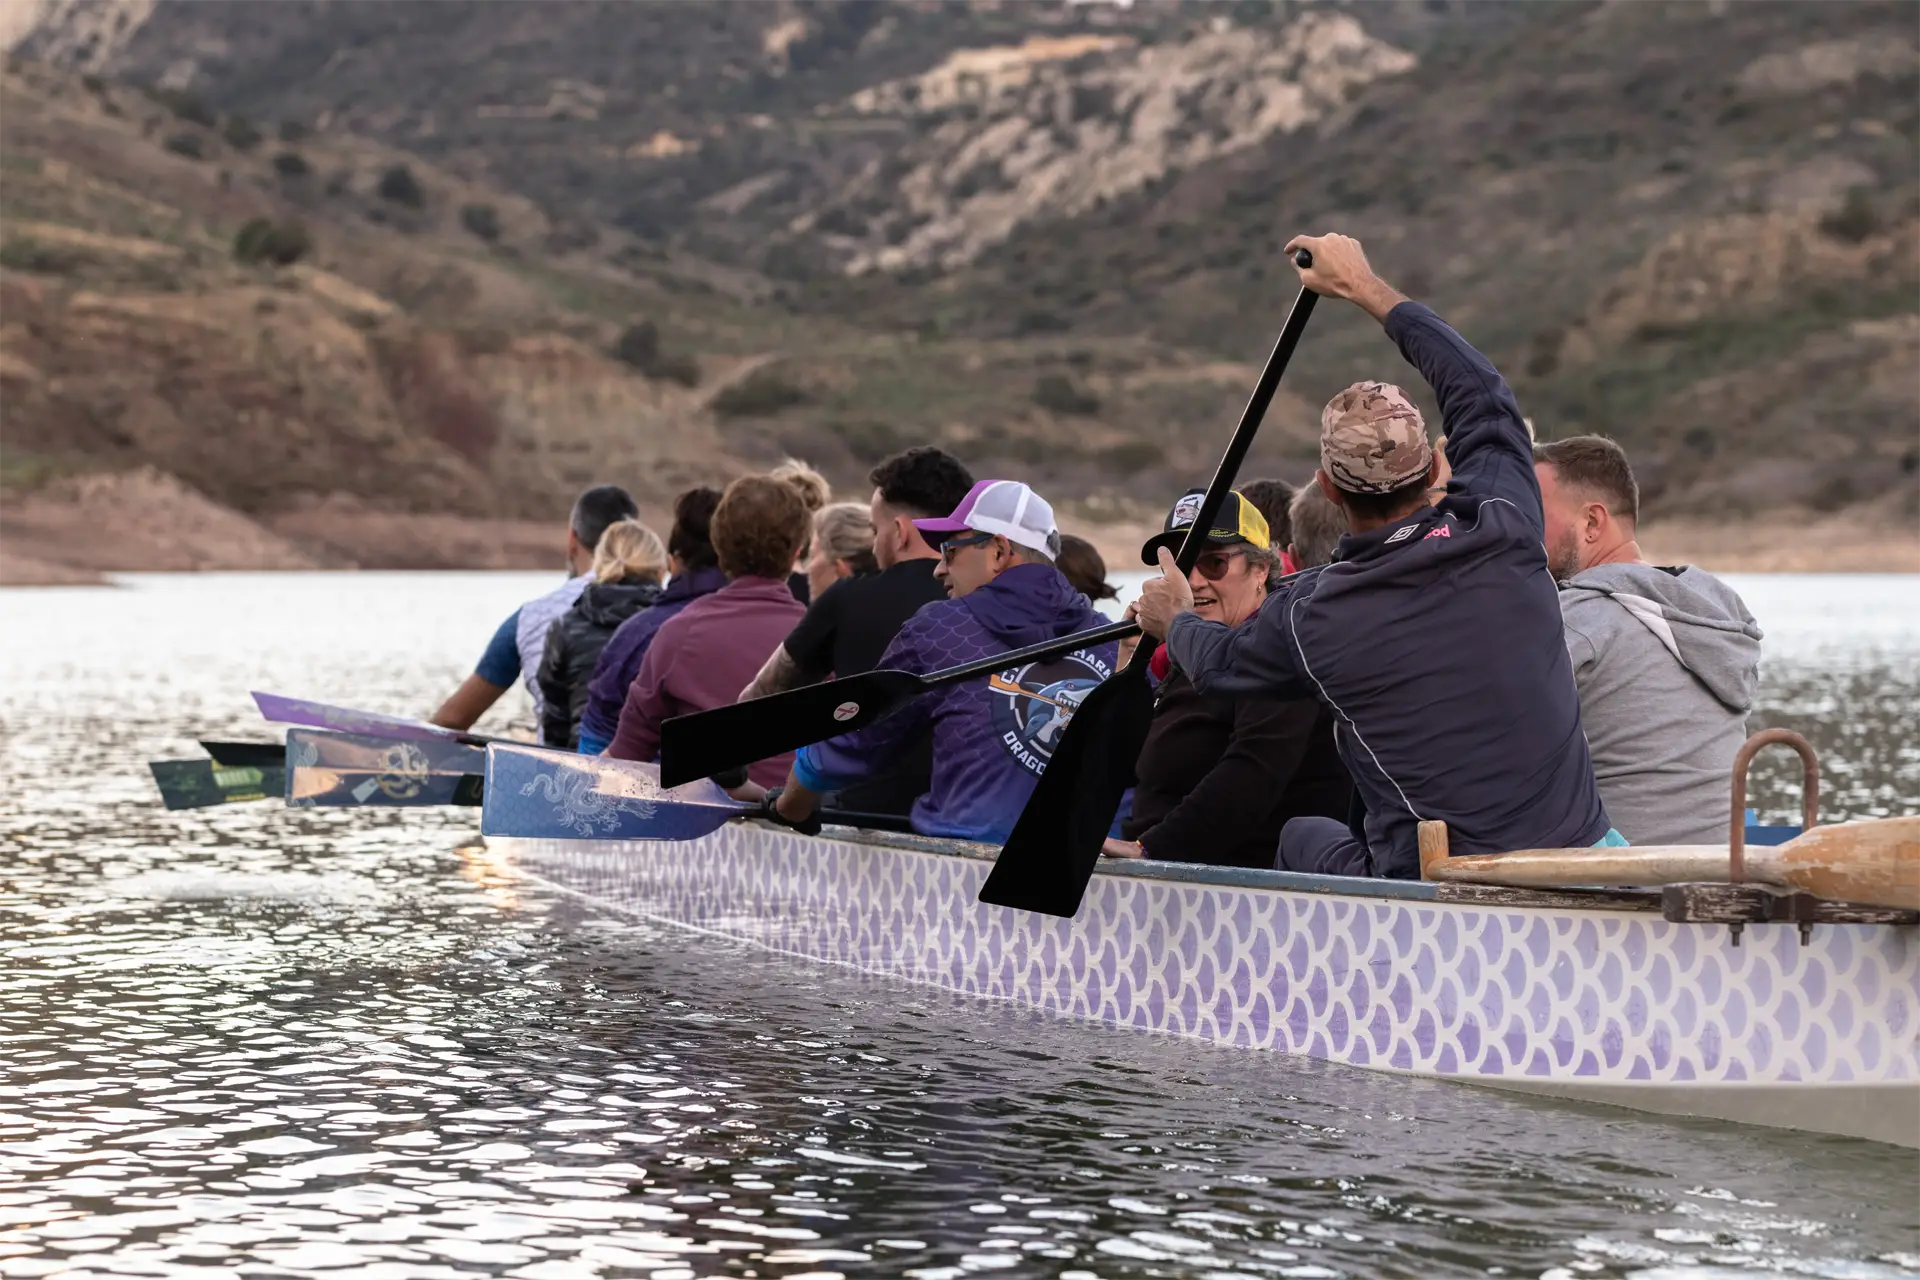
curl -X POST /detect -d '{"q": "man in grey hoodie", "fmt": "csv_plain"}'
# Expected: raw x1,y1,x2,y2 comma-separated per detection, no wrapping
1534,436,1764,845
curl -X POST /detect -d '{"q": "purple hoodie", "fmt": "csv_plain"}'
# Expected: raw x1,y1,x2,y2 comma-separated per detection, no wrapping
579,566,728,749
793,563,1116,844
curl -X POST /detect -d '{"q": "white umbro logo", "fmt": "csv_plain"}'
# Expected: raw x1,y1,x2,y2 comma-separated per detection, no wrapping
1384,524,1418,544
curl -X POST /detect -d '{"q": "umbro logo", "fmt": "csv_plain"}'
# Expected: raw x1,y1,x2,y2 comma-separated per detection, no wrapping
1384,524,1419,544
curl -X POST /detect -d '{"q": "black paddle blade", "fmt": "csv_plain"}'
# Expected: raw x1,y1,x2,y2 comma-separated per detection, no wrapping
659,668,928,788
150,759,286,810
199,740,285,769
976,665,1156,917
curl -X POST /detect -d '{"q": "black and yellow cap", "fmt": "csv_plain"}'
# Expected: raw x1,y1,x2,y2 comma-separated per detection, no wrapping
1139,487,1271,566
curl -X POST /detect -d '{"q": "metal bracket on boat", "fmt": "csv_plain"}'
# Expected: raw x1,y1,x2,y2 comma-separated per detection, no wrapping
1661,882,1917,942
1727,729,1820,945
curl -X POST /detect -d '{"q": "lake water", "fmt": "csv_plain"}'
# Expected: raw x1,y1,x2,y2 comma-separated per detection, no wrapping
0,571,1915,1279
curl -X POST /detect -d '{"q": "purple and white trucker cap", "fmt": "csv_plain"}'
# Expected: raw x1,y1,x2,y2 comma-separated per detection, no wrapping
913,479,1061,560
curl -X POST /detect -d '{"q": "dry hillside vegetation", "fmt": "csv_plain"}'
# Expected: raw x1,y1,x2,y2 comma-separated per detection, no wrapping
2,0,1916,580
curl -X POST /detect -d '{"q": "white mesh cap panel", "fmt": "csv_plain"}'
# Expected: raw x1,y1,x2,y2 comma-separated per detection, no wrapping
964,481,1060,559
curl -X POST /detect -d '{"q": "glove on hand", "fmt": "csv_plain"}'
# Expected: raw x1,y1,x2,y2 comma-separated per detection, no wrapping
756,788,821,837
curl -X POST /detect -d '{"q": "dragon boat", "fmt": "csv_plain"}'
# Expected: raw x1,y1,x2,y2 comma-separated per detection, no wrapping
478,740,1920,1150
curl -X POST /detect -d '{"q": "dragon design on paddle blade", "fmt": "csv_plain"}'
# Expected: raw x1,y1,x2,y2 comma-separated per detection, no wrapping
519,769,658,837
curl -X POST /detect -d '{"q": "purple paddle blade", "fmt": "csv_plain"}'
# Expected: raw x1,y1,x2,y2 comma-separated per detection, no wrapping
285,728,487,808
482,744,746,842
253,692,499,746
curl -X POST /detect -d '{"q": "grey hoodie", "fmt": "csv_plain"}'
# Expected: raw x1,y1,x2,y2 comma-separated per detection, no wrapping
1557,562,1763,845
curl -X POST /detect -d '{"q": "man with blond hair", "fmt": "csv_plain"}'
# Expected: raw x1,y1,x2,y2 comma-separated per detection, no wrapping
1133,233,1614,877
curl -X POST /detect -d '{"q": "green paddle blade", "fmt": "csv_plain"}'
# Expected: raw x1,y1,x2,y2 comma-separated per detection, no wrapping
149,759,286,810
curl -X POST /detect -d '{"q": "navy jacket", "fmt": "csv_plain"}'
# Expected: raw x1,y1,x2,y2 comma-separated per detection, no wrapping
1166,301,1609,876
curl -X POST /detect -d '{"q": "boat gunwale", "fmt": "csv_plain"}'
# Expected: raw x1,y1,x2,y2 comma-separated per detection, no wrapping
808,821,1680,913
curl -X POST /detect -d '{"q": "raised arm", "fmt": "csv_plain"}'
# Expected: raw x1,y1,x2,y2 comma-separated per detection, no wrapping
1285,233,1542,536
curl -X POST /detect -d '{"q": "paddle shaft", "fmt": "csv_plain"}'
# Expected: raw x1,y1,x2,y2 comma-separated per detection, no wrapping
932,618,1139,688
1128,251,1318,676
980,259,1321,916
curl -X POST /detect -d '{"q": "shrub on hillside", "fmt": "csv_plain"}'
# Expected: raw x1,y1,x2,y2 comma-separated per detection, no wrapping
611,322,700,387
1820,187,1880,244
163,131,207,160
1031,372,1100,416
277,120,308,142
711,366,806,418
378,164,425,207
222,114,262,151
612,321,659,368
459,203,501,241
154,87,216,128
233,217,312,266
271,150,310,178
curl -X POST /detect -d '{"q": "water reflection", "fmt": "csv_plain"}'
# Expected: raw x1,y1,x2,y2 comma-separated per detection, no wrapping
0,573,1915,1277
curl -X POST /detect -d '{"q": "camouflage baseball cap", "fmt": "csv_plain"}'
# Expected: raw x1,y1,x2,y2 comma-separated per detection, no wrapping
1319,381,1433,494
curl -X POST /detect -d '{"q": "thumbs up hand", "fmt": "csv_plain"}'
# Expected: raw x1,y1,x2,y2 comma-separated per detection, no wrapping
1129,546,1196,640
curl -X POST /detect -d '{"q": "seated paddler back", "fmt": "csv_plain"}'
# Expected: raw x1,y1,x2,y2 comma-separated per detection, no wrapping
1131,232,1622,878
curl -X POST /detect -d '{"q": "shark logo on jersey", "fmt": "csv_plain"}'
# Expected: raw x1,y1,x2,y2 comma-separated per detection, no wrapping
986,652,1112,776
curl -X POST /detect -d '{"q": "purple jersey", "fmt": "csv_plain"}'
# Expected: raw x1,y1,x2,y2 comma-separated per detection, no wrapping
794,563,1117,844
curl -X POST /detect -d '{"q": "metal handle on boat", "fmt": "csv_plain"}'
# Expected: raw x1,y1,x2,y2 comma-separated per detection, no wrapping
1728,729,1819,884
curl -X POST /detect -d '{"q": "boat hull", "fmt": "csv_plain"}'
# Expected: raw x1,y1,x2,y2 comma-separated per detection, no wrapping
493,824,1920,1147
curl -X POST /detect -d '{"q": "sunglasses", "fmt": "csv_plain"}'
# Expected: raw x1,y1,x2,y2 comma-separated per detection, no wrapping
938,531,997,563
1193,548,1249,582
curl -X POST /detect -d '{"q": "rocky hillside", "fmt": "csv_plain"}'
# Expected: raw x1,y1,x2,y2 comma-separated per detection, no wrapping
4,0,1916,560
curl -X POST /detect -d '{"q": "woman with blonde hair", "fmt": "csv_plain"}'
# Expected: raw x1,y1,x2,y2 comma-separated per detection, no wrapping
770,457,832,601
804,501,877,602
537,518,668,749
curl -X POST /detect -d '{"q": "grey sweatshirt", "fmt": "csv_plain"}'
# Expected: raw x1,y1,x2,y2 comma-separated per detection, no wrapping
1557,562,1763,845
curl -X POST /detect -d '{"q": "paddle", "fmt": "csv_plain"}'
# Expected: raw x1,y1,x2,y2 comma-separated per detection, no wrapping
979,255,1321,917
486,744,759,840
286,728,487,808
253,691,506,748
1418,815,1919,912
149,758,286,810
657,617,1141,788
199,740,286,770
483,744,919,840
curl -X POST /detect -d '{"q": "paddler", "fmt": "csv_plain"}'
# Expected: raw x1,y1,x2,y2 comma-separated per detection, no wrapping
753,479,1119,842
606,475,810,790
736,447,975,814
1534,435,1763,844
1102,488,1351,869
431,483,639,742
1132,233,1620,877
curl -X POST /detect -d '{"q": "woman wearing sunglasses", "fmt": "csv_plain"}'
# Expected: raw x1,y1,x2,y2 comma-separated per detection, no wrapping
1105,488,1352,868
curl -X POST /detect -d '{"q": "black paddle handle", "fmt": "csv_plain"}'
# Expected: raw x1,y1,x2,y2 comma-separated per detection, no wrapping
929,618,1142,689
1126,250,1318,673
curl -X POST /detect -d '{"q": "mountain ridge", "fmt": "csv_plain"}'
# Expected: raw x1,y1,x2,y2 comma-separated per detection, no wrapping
3,0,1915,567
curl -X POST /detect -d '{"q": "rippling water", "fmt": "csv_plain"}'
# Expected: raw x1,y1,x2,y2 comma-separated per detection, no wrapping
1,572,1915,1278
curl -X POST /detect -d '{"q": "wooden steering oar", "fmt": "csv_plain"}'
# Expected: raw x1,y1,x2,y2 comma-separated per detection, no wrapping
1419,732,1918,911
1418,817,1920,911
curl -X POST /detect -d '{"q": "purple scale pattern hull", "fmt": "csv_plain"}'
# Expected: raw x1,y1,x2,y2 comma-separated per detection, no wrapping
496,825,1920,1142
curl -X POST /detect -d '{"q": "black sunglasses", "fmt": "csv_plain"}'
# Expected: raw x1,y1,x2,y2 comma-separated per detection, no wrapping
937,531,997,563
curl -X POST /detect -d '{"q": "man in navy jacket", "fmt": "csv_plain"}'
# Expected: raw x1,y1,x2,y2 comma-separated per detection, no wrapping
1133,233,1612,878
